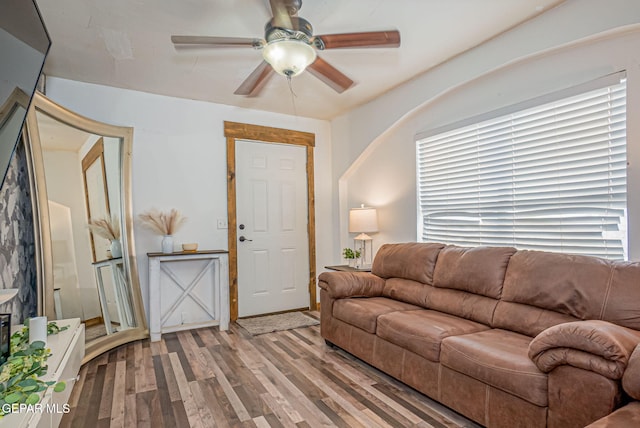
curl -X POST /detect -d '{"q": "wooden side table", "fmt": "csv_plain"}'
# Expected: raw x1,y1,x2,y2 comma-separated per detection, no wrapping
148,250,229,342
324,265,372,272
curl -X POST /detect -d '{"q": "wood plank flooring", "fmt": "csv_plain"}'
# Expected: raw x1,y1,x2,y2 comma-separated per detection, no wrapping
61,312,479,428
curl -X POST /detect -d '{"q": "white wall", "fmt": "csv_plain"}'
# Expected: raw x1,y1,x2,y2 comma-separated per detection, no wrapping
333,0,640,261
45,77,333,319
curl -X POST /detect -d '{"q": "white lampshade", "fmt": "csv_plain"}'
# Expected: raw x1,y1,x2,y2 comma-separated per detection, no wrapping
349,206,379,234
262,39,317,77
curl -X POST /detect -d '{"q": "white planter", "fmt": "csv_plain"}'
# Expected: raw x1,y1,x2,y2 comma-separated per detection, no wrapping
110,239,122,258
161,235,174,253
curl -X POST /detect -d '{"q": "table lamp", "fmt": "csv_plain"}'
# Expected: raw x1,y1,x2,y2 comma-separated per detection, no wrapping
349,205,379,267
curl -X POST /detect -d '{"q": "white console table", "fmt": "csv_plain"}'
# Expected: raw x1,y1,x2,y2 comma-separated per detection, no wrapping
148,250,229,342
1,318,85,428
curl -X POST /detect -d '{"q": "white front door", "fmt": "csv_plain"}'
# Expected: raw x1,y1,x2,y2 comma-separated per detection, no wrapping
235,140,310,317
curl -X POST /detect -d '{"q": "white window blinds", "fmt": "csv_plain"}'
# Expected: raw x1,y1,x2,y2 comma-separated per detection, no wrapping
417,76,627,259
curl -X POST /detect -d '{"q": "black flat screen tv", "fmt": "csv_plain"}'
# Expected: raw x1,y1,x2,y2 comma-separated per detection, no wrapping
0,0,50,188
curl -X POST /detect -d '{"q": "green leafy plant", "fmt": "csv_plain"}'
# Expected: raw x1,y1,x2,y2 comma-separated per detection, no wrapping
0,321,69,416
342,248,361,259
9,321,68,355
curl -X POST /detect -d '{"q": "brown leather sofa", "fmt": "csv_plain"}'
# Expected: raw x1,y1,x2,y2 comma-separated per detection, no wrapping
319,243,640,428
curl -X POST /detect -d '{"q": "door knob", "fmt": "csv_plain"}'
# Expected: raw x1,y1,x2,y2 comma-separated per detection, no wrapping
239,236,253,242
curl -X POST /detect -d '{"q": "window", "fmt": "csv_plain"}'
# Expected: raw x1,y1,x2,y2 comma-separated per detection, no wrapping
416,74,627,260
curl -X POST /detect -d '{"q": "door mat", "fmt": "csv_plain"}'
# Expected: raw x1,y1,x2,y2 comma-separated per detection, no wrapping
236,312,319,336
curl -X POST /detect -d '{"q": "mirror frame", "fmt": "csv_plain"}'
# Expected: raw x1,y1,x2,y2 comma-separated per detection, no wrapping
24,92,148,362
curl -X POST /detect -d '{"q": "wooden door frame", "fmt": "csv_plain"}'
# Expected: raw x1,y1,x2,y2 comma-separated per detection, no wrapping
224,121,317,321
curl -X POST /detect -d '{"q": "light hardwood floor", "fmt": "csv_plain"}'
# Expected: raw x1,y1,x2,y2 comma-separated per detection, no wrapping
61,312,479,427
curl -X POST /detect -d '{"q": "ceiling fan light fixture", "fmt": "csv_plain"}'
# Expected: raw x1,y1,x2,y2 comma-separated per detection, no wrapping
262,39,317,77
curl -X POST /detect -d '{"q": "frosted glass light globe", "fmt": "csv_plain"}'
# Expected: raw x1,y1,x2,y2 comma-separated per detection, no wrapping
262,39,317,77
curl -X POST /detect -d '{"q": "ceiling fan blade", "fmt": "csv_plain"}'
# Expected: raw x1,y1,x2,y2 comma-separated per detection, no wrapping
314,30,400,49
269,0,294,29
171,35,260,47
234,61,275,96
307,57,354,94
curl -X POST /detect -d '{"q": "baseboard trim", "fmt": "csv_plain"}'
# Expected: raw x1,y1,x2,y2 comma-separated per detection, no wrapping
237,306,310,320
84,316,103,327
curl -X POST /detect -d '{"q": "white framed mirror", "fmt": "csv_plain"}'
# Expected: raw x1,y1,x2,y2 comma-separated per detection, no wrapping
24,92,148,362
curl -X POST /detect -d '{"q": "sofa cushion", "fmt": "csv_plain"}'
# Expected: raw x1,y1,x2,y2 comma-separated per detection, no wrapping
377,310,490,361
433,245,516,299
441,329,548,407
501,250,612,320
604,262,640,330
382,278,428,307
372,242,445,284
332,297,421,334
426,287,498,326
585,402,640,428
493,300,577,337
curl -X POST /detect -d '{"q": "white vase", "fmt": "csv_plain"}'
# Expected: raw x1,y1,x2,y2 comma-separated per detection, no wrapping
110,239,122,258
29,316,48,346
162,235,173,253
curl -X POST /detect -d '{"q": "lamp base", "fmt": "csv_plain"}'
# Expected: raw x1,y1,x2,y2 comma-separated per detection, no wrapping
353,235,373,267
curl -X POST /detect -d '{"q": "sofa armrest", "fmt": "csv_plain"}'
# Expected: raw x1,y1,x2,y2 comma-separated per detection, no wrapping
528,320,640,379
318,272,385,299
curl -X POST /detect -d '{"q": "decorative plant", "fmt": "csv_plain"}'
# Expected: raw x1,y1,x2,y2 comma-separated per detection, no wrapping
88,216,120,241
0,321,69,416
342,248,361,259
138,208,186,236
9,322,69,353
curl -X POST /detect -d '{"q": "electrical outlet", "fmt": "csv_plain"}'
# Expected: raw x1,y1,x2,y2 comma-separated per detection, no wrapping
181,312,188,324
217,219,228,229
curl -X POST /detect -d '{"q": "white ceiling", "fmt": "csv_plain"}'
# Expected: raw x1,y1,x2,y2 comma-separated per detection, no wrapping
37,0,564,120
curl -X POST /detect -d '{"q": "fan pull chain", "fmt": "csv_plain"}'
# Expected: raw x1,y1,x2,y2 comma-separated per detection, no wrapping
287,74,298,116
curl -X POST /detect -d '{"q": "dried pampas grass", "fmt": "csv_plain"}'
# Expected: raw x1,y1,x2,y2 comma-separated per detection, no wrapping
88,216,121,241
138,208,186,236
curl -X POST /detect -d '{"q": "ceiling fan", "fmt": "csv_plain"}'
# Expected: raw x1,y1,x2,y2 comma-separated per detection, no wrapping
171,0,401,96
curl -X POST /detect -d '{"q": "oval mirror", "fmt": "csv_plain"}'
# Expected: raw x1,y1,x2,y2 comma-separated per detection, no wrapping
24,92,148,362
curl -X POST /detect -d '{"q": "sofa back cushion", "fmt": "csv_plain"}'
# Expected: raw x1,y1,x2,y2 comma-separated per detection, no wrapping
603,262,640,330
382,278,428,308
494,250,640,335
372,242,445,285
426,287,498,326
433,245,516,299
501,250,612,320
493,301,578,336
